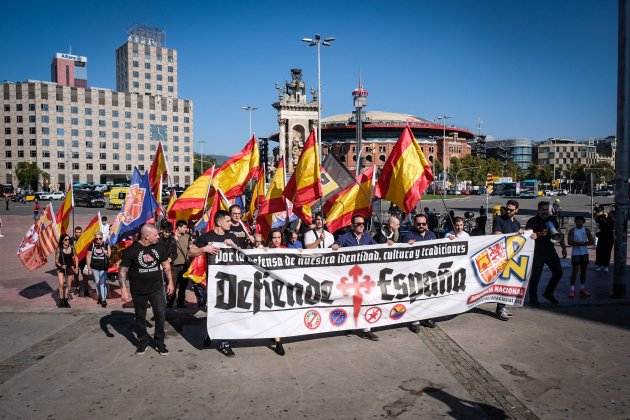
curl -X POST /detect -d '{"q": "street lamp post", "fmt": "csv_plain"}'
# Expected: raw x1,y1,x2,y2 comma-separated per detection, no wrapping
302,34,335,163
436,115,452,191
585,166,615,233
240,106,258,138
197,139,206,174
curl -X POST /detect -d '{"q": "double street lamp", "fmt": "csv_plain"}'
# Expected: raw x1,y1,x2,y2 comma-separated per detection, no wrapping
436,115,452,190
240,106,258,138
302,34,335,163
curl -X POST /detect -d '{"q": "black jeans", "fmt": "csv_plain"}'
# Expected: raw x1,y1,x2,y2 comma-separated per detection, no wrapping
132,287,167,347
529,251,563,303
167,265,188,306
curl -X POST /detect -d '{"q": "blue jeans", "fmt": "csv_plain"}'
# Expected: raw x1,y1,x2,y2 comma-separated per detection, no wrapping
92,269,108,301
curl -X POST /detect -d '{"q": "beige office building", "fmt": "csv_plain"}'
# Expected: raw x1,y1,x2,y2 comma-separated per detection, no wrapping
537,138,597,175
0,25,193,191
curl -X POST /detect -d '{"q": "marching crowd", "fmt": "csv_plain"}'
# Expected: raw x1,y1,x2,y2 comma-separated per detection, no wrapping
49,198,616,357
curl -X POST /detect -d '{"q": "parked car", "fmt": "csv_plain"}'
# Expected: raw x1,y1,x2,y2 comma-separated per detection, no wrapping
544,190,558,196
74,189,106,208
593,188,614,196
39,191,65,200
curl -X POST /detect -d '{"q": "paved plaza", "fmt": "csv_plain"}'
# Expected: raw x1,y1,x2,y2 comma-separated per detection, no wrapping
0,195,628,419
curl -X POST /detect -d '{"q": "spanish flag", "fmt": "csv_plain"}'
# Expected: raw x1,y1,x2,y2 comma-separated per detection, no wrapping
168,166,215,221
245,166,265,222
148,141,170,204
323,166,375,234
183,253,207,286
282,130,322,208
74,212,102,261
374,126,433,213
213,136,260,199
55,185,74,235
257,159,287,239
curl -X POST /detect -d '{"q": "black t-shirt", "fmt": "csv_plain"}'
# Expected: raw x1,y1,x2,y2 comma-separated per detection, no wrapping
194,230,237,248
228,223,250,248
493,215,521,234
120,242,167,295
525,215,560,255
157,235,177,262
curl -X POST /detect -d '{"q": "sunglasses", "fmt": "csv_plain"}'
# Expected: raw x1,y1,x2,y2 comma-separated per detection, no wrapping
63,238,70,241
95,237,103,240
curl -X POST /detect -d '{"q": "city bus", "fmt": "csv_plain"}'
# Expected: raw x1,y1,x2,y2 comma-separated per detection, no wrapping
519,179,539,198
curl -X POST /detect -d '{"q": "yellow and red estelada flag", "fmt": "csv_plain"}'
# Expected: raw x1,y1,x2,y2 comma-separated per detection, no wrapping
74,212,102,261
374,126,433,213
323,166,375,234
282,130,322,223
55,185,74,235
213,136,260,198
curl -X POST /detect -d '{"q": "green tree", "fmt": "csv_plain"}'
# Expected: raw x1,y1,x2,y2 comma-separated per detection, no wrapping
15,162,44,191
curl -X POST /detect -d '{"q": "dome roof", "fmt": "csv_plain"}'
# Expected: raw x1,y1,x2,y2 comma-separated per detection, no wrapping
322,111,432,125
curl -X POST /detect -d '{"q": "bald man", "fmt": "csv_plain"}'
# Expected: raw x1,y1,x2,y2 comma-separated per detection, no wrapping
119,224,174,356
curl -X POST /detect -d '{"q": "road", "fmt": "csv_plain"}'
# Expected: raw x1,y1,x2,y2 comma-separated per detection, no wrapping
0,196,628,419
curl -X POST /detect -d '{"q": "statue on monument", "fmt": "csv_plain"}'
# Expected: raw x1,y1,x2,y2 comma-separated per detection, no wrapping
285,68,306,102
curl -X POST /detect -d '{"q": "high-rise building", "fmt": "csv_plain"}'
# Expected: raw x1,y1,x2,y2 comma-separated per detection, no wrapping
115,25,178,98
537,138,597,176
0,26,193,191
51,53,88,88
486,138,533,170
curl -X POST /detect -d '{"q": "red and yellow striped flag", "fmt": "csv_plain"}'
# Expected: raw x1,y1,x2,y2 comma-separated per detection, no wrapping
374,126,433,213
148,141,170,204
74,212,102,261
37,203,60,258
323,166,375,234
257,159,287,239
245,166,265,222
282,130,322,208
183,253,207,286
168,166,215,221
55,185,74,235
213,136,260,198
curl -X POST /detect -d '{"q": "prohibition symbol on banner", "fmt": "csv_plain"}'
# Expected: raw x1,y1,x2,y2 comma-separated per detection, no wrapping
304,309,321,330
389,303,407,320
364,307,382,324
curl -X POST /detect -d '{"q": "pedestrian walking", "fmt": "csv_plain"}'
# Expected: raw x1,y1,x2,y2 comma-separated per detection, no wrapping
567,215,594,298
87,233,111,307
168,220,191,309
4,194,9,211
33,199,40,221
525,201,567,306
119,224,175,355
55,234,78,308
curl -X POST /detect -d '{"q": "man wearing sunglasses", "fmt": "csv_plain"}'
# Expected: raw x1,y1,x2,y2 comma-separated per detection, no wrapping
492,199,522,321
401,213,438,332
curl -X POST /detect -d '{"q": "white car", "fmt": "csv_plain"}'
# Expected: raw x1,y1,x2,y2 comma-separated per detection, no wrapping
40,191,65,200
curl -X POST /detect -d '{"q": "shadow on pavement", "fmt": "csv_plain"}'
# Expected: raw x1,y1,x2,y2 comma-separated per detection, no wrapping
18,281,53,299
422,387,508,420
100,310,139,347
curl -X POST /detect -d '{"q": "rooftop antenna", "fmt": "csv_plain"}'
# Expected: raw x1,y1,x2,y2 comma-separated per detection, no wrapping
69,44,72,55
476,118,483,136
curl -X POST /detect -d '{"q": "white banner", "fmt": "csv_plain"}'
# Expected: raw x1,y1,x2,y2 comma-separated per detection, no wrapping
206,233,535,340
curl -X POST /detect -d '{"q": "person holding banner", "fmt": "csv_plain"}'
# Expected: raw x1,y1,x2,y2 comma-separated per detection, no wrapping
374,216,400,245
189,210,236,357
492,199,522,321
446,217,470,240
55,234,78,308
525,201,567,306
119,224,174,356
332,215,379,341
304,213,334,249
228,204,254,249
401,214,437,331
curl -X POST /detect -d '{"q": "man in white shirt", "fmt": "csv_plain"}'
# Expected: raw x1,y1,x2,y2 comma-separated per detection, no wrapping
304,213,334,249
447,216,470,240
101,216,111,244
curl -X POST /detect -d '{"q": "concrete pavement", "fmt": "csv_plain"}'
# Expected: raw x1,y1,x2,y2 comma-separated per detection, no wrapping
0,212,629,419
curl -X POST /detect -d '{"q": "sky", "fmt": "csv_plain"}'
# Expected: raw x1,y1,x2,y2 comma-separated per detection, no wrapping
0,0,618,156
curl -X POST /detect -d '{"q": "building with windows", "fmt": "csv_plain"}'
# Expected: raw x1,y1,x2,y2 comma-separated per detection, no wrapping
486,138,533,170
593,135,616,168
0,26,193,190
51,53,88,88
537,138,597,175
